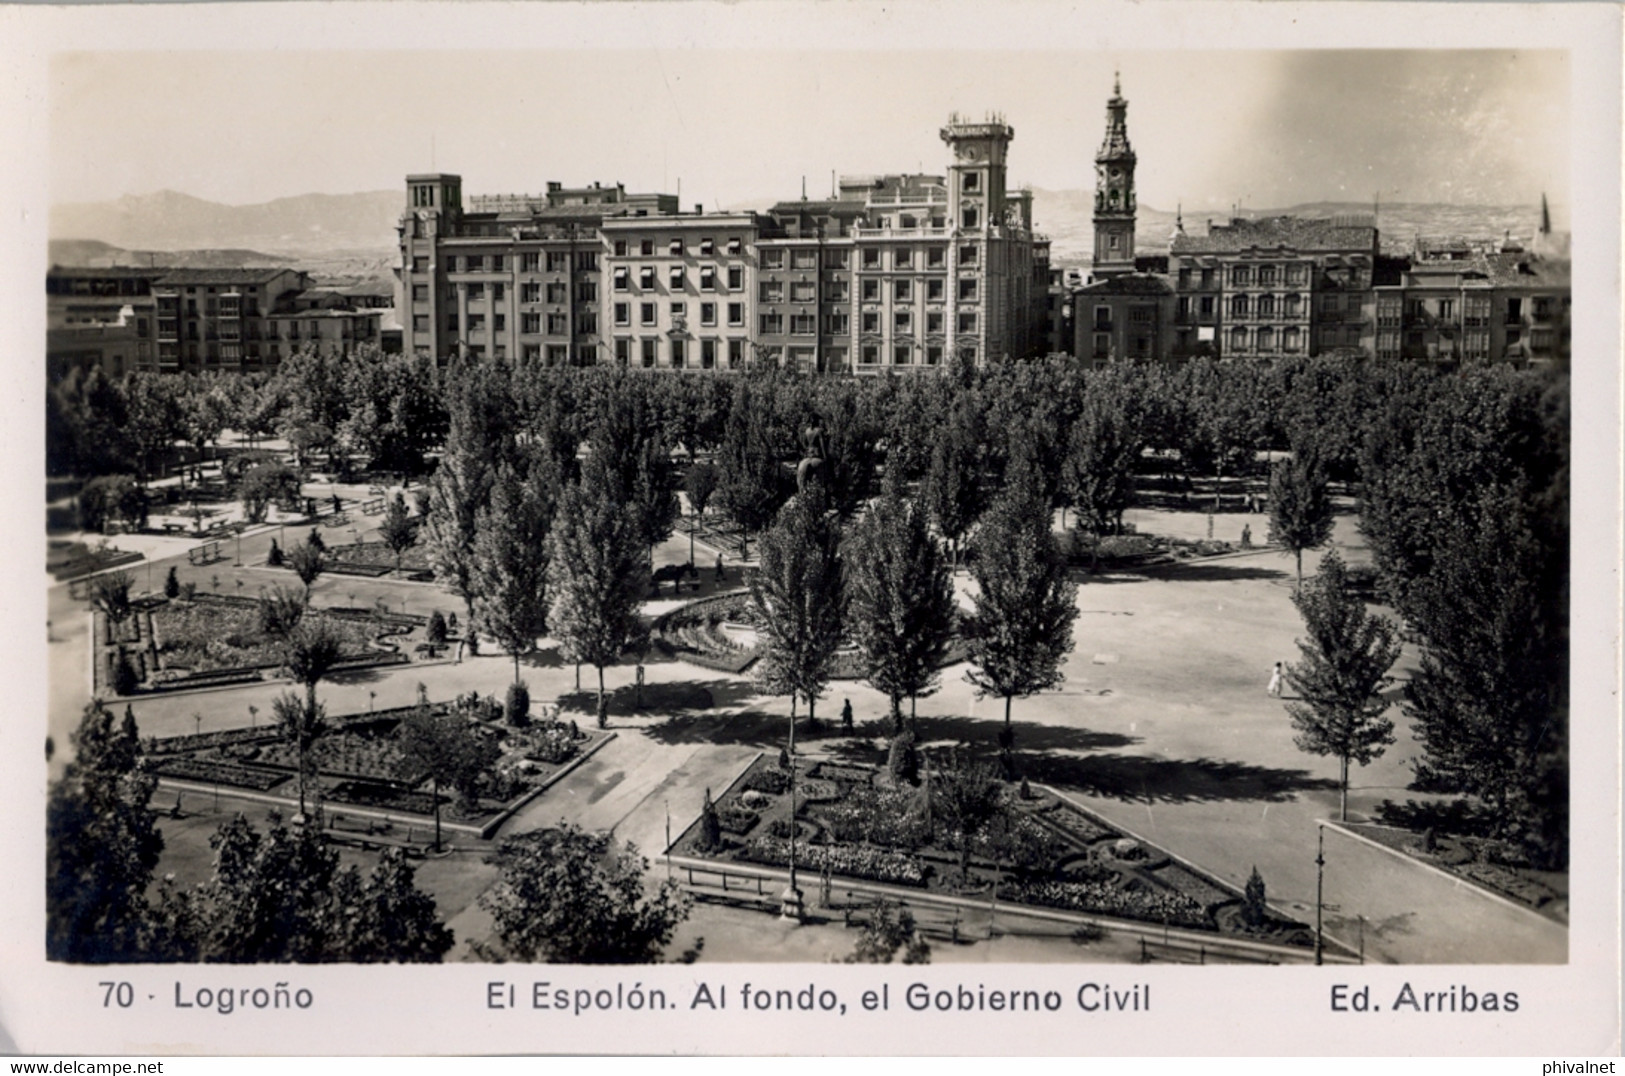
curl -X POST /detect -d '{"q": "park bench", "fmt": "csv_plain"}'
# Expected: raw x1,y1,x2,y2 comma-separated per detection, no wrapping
361,497,385,516
187,540,223,567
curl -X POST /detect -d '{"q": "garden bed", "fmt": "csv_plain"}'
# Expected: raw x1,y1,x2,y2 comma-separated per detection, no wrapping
671,754,1308,941
1341,819,1566,917
152,757,290,792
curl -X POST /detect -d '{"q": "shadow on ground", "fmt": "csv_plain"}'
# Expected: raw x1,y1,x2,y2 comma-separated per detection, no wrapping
555,677,760,719
1136,563,1291,584
1017,751,1338,804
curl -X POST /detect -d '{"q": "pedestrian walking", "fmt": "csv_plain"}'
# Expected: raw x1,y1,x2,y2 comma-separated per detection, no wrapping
1267,661,1283,697
455,638,465,665
715,553,725,582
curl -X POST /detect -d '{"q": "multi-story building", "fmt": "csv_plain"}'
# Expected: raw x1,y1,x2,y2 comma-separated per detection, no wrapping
46,267,163,378
396,113,1051,373
151,268,315,375
1090,75,1137,281
1375,242,1571,365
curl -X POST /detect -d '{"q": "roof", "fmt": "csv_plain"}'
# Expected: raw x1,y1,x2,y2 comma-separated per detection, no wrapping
1171,216,1378,256
153,268,299,287
1075,272,1172,297
1481,253,1570,289
47,266,169,280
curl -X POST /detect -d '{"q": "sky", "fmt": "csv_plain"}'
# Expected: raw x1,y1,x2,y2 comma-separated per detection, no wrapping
50,48,1569,215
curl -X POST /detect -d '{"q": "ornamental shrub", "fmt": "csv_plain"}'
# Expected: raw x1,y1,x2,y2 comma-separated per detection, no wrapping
505,681,531,729
1243,866,1267,928
887,729,920,786
267,539,284,567
698,789,722,851
110,651,139,696
426,611,448,645
164,566,179,599
307,527,325,553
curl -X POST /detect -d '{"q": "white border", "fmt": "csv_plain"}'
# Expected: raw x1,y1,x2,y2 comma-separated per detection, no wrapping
1,1,1618,1057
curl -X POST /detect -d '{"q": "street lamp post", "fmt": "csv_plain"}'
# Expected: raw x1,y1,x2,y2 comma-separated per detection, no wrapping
780,694,803,921
1314,824,1326,966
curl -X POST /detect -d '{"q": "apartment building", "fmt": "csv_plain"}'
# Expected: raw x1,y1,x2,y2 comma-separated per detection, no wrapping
46,267,162,378
151,268,315,375
396,113,1052,373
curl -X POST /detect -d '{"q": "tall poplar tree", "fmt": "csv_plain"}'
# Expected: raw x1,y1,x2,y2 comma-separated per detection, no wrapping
1283,550,1402,821
471,457,557,681
846,473,956,729
963,459,1079,766
925,401,985,570
1269,442,1336,587
750,483,845,732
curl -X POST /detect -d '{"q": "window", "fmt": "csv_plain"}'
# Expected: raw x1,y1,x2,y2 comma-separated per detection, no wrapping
862,312,880,334
671,339,685,367
1176,296,1191,322
467,255,486,273
895,279,912,301
824,249,849,269
1257,327,1274,351
894,248,912,269
962,207,979,229
861,279,880,302
957,311,977,333
412,256,428,274
1177,268,1192,289
827,280,849,302
614,303,630,326
1438,299,1455,320
1283,327,1301,352
825,312,849,334
547,313,568,334
1257,294,1274,318
926,312,944,334
862,249,881,269
760,313,783,334
727,266,743,290
493,256,507,273
958,245,977,266
413,315,429,333
894,311,912,333
615,338,630,365
670,302,686,323
927,279,945,301
1506,297,1523,323
791,249,817,270
467,313,486,331
760,281,783,302
895,344,912,365
669,239,683,256
577,281,597,302
670,266,685,290
927,247,945,269
468,282,485,301
791,281,817,303
1259,266,1277,286
1230,327,1247,350
523,282,542,303
640,268,656,290
957,278,976,301
693,302,715,327
640,240,654,257
1231,295,1249,318
613,241,628,257
1283,294,1300,318
761,249,784,269
962,171,980,192
700,238,714,256
446,314,459,332
861,345,879,365
612,267,629,292
728,339,744,367
700,267,716,292
1232,266,1251,286
926,346,943,365
547,252,568,272
957,346,976,365
728,303,744,327
701,339,717,368
1200,268,1215,289
412,285,428,302
641,339,657,368
791,314,816,335
524,312,542,334
1200,295,1215,317
727,238,742,256
640,303,656,327
547,283,568,304
493,314,506,332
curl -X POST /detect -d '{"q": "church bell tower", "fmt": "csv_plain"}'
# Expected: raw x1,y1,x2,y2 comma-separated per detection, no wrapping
1091,74,1137,280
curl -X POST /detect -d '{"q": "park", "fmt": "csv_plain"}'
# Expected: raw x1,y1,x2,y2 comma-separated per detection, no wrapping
45,352,1569,966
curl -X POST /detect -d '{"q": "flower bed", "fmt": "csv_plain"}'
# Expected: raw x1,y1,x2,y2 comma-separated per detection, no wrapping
1147,862,1239,909
326,781,446,816
324,540,434,573
717,803,761,835
521,723,579,765
146,727,282,756
813,763,876,785
1001,878,1209,929
739,835,927,887
152,757,289,792
1045,803,1116,843
152,602,377,673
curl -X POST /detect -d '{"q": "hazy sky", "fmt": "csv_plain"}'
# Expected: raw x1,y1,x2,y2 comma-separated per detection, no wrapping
51,48,1569,215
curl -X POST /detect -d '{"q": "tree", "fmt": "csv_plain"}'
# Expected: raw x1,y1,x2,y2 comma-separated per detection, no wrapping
1242,867,1268,928
257,583,308,639
845,899,931,964
683,460,720,565
272,690,327,820
287,538,326,596
89,569,135,629
629,432,681,564
546,477,648,728
505,680,531,728
122,372,185,484
928,748,1006,882
924,401,985,569
239,463,301,525
846,474,956,729
714,382,786,560
164,565,180,599
1062,381,1142,540
1268,443,1336,587
77,475,146,533
378,491,418,575
1283,551,1402,821
46,702,162,962
472,461,556,681
475,824,690,963
963,460,1079,766
750,483,845,734
426,611,448,646
396,698,498,850
159,812,452,962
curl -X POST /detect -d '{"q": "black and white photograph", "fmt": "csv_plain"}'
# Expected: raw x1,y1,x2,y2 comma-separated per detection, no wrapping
2,0,1619,1058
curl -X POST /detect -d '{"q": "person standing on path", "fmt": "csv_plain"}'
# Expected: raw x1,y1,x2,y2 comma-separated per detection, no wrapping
1267,661,1283,697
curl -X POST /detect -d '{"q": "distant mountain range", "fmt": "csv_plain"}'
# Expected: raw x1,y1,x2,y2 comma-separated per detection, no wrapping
51,187,1554,273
